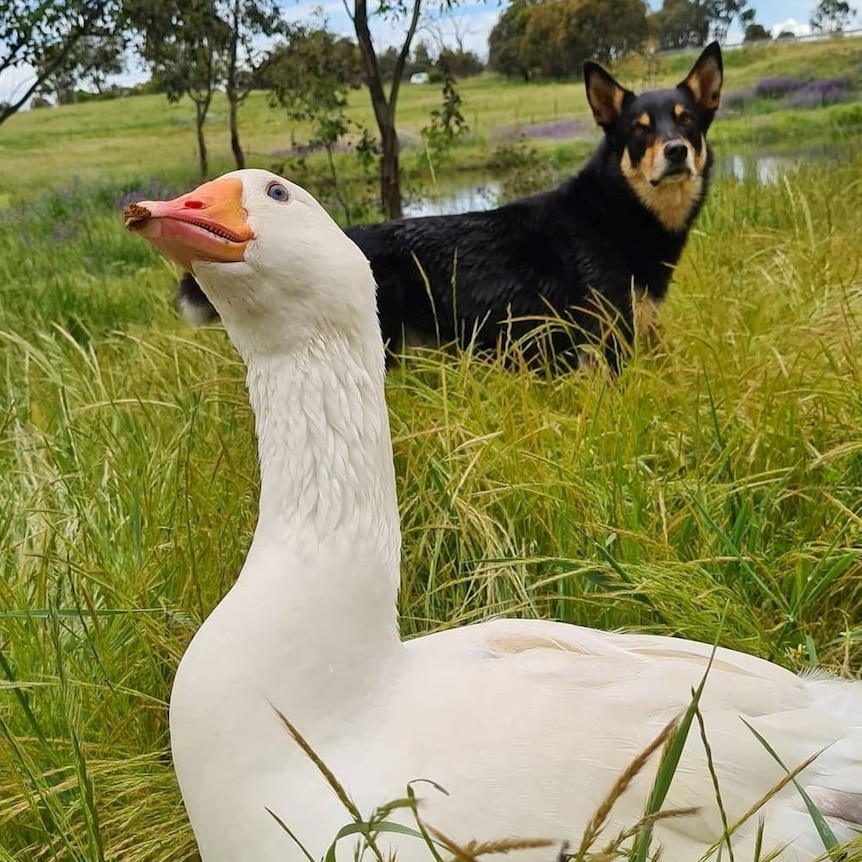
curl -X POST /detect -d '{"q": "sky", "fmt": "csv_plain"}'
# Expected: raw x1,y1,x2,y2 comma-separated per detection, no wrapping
1,0,860,107
277,0,845,58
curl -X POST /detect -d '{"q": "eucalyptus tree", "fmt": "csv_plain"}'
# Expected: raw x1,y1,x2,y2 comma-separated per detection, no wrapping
123,0,285,176
351,0,450,219
222,0,285,169
811,0,857,33
0,0,120,126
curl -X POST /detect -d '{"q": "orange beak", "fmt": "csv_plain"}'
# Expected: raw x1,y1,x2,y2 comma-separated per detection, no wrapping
123,177,254,271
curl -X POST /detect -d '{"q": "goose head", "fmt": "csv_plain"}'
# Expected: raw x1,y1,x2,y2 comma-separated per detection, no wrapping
124,169,380,362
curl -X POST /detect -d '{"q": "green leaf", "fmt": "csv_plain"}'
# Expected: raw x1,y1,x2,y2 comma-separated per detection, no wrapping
741,720,840,856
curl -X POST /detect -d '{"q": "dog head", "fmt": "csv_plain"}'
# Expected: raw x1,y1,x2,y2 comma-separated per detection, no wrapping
584,43,723,232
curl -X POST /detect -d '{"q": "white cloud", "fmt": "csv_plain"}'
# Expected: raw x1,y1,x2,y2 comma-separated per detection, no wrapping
771,17,812,37
0,64,37,108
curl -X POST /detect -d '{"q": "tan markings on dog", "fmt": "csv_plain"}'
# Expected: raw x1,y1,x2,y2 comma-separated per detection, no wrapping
683,58,722,111
637,112,651,127
587,76,627,126
486,634,594,656
620,147,704,232
673,104,686,119
694,134,708,172
644,139,662,177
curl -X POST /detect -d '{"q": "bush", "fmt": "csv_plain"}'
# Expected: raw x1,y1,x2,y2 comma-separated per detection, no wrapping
784,77,854,108
721,87,755,112
753,75,806,99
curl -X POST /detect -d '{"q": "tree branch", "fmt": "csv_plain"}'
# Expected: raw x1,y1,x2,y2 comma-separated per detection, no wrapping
353,0,390,133
389,0,423,117
0,5,103,127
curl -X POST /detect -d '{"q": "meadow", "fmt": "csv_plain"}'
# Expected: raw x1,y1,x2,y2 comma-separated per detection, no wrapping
1,35,862,861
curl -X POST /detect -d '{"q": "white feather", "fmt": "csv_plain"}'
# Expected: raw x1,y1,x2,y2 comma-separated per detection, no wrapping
160,169,861,862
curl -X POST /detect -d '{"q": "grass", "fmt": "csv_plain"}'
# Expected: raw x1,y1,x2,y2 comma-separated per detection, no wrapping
2,34,861,203
1,33,862,862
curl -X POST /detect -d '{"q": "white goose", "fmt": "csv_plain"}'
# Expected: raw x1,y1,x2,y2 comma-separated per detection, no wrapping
125,170,862,862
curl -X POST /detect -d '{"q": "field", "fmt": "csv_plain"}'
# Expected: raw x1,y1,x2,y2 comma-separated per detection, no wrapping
1,35,862,862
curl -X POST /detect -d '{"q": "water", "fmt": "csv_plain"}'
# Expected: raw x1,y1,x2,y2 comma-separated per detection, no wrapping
403,178,502,218
401,144,850,218
718,143,850,184
721,153,796,184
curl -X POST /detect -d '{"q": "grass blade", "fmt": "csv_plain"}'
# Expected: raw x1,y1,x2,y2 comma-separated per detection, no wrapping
741,719,839,855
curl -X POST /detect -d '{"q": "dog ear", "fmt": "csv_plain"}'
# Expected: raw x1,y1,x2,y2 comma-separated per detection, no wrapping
679,42,723,113
584,62,633,128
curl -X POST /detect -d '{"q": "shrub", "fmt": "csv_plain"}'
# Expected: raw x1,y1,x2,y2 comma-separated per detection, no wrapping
753,75,807,98
721,87,755,112
785,77,854,109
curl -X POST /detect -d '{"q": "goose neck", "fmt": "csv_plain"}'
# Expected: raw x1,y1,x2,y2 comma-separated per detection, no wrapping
243,336,401,597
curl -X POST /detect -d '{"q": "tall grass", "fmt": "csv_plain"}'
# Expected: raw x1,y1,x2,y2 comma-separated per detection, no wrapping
1,146,862,857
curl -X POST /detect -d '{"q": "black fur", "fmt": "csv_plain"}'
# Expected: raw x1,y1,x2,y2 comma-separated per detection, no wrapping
176,43,723,373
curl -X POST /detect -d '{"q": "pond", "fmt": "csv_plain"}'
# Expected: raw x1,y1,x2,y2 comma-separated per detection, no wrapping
718,141,853,184
402,142,853,218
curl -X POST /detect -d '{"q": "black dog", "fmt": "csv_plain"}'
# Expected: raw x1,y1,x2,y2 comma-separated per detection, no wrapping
176,43,722,372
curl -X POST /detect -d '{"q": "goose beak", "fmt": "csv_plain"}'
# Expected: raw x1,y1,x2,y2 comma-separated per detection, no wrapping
123,177,254,272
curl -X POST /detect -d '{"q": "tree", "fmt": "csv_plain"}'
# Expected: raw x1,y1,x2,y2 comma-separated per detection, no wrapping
0,0,120,127
648,0,710,49
520,0,584,79
422,15,485,77
738,7,769,41
375,45,401,80
575,0,648,63
125,0,230,179
351,0,440,219
125,0,285,176
419,50,469,166
412,39,433,69
35,32,125,104
488,0,534,80
436,46,484,77
705,0,749,43
743,21,770,41
264,27,369,222
222,0,285,170
261,29,363,92
810,0,857,33
490,0,647,81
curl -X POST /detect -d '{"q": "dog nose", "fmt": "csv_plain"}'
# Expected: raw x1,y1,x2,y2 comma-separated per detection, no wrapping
664,141,688,164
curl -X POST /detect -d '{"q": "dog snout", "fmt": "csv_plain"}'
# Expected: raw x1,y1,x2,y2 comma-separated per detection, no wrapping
663,141,689,164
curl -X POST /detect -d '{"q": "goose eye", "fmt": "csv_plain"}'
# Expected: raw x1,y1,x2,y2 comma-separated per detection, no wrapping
266,182,290,203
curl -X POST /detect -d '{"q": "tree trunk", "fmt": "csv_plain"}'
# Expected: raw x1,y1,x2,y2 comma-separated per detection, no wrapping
353,0,422,220
227,2,245,170
194,96,211,179
228,89,245,170
380,121,402,220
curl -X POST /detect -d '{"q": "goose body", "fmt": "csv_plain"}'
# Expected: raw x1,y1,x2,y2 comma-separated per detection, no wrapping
125,170,862,862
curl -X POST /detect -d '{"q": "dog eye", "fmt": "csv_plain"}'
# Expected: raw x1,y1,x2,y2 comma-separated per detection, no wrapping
677,112,694,126
633,123,649,135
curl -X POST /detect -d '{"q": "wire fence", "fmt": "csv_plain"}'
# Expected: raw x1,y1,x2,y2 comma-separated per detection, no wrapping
654,26,862,59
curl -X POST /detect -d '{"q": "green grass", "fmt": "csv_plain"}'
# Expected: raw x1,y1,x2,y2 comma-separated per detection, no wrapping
2,34,861,203
1,33,862,862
